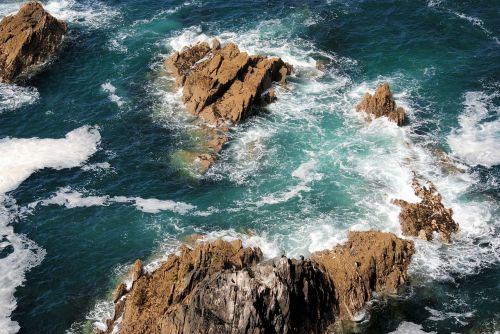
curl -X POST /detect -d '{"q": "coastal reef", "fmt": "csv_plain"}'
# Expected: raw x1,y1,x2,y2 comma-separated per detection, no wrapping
356,82,406,126
165,39,292,171
100,231,414,334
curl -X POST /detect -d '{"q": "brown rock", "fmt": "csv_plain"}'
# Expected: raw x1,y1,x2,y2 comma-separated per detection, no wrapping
165,39,292,171
392,176,459,243
130,259,143,282
311,231,415,319
356,82,406,126
101,232,414,334
112,283,127,303
0,1,67,83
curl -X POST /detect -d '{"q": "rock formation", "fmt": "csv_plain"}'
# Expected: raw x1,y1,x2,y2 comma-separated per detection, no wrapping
99,231,414,334
165,39,292,171
392,177,458,243
0,1,67,83
356,82,406,126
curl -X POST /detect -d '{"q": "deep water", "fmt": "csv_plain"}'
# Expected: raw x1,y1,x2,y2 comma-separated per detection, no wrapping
0,0,498,333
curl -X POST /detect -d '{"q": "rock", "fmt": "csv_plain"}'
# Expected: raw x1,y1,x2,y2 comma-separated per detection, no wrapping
101,231,414,334
356,82,406,126
311,231,415,319
165,39,292,171
112,283,127,303
392,176,459,243
0,1,67,83
130,259,143,282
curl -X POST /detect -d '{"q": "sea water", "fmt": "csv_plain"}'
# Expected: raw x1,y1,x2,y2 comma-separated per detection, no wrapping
0,0,498,333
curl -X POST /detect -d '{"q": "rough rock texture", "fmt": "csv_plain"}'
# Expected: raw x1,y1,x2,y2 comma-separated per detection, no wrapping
0,1,67,83
392,177,459,243
165,39,292,171
311,231,414,319
100,232,414,334
356,82,406,126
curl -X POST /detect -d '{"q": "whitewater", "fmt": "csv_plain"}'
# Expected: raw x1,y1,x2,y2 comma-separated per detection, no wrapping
0,0,498,333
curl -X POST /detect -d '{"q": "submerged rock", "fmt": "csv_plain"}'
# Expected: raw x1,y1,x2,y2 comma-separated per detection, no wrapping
0,1,67,83
356,82,406,126
100,231,414,334
165,39,292,171
392,177,459,243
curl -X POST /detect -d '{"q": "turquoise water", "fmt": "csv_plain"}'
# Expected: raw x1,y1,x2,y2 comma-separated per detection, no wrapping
0,0,498,333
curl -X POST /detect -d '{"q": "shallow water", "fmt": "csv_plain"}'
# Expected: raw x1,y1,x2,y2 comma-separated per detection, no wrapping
0,0,498,333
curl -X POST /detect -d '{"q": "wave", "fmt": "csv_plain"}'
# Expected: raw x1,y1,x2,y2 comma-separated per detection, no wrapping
43,0,120,29
427,1,500,45
448,91,500,168
0,0,120,29
0,84,39,113
30,187,196,215
0,126,101,333
101,82,124,108
389,321,436,334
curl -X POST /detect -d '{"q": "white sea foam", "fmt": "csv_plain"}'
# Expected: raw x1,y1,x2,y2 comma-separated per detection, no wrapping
133,197,195,214
257,159,322,206
448,91,500,168
31,187,196,215
43,0,120,29
389,321,436,334
0,84,39,113
101,82,124,107
0,126,101,333
0,126,101,194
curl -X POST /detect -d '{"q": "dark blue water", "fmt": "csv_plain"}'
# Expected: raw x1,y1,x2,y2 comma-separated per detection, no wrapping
0,0,498,333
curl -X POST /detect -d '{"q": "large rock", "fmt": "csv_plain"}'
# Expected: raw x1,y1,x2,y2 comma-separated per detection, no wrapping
0,1,67,83
165,39,292,171
100,231,414,334
356,82,406,126
311,231,414,319
392,177,459,243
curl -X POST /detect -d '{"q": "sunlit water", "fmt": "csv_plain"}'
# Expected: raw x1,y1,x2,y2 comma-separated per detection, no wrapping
0,0,498,333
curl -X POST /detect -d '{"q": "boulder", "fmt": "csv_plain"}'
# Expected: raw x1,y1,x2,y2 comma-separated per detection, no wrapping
356,82,406,126
165,39,292,171
311,231,414,319
392,177,459,243
99,231,414,334
0,1,67,83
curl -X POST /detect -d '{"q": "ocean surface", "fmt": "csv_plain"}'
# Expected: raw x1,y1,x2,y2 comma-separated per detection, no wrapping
0,0,498,333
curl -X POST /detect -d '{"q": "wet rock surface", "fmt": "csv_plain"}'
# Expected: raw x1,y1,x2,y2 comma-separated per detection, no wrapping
393,177,459,243
100,231,414,334
165,39,292,171
356,82,406,126
0,1,67,83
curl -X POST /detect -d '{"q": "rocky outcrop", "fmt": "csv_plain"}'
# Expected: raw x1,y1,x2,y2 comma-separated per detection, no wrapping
99,231,414,334
392,177,459,243
0,1,67,83
356,82,406,126
311,231,414,319
165,39,292,171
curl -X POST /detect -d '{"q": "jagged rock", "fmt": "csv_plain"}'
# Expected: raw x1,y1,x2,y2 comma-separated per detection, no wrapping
356,82,406,126
311,231,414,319
0,1,67,83
130,259,143,282
392,177,459,243
100,232,414,334
165,39,292,171
112,283,127,303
